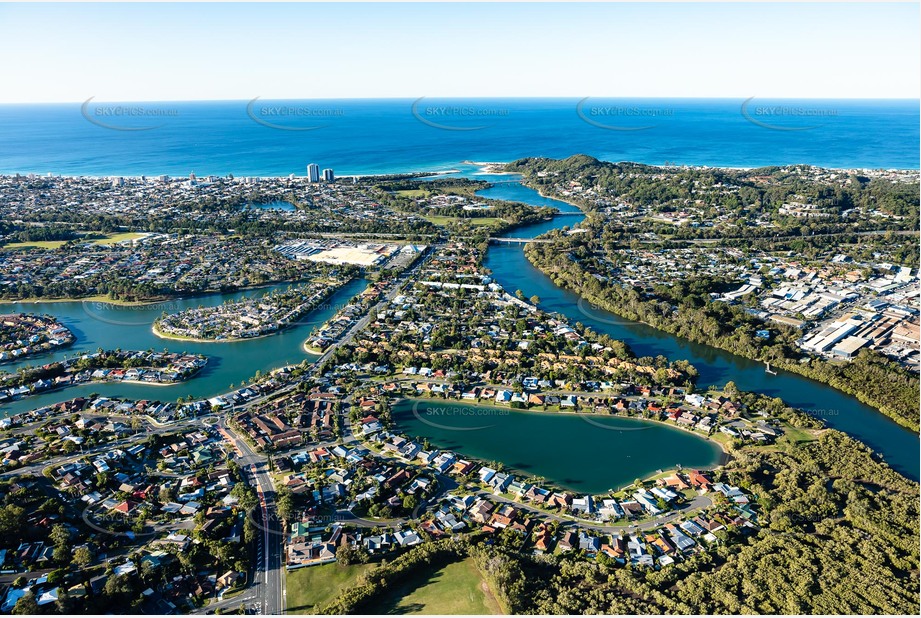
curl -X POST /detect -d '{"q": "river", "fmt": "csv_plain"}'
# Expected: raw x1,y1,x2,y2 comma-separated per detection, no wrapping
474,175,919,481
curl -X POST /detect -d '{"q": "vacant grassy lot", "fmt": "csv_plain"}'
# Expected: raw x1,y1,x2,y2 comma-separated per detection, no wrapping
286,561,375,614
375,557,503,615
396,189,430,198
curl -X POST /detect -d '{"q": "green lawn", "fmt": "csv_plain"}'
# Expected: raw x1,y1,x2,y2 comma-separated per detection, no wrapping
91,231,147,244
1,239,70,250
375,557,503,615
2,231,146,251
396,189,430,198
423,215,501,227
286,561,375,614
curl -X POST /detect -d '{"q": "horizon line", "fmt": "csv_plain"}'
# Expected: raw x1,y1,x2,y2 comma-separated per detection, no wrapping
2,95,919,105
6,160,920,179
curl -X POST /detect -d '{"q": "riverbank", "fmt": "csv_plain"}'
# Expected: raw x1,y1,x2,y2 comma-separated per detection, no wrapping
302,341,326,355
1,376,191,408
0,281,311,308
509,168,919,432
395,393,730,458
153,279,347,343
522,243,920,433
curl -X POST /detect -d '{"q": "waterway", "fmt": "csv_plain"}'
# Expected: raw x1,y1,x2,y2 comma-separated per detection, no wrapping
393,399,722,494
474,176,919,481
0,278,368,416
1,175,917,483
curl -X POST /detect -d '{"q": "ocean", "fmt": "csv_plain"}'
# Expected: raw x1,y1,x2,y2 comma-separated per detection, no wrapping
0,98,917,177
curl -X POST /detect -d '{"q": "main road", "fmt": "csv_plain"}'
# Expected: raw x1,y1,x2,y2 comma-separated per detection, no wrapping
218,417,286,615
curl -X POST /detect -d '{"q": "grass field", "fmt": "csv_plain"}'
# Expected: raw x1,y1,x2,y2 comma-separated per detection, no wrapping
2,231,146,251
286,561,375,614
423,215,501,227
396,189,430,198
396,185,481,199
1,239,70,250
90,231,147,244
375,557,503,615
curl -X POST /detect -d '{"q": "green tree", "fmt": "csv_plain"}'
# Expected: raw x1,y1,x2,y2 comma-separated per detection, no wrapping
12,591,38,615
74,545,94,568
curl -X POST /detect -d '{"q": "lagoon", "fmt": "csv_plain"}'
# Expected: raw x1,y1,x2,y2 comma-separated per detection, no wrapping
393,399,723,494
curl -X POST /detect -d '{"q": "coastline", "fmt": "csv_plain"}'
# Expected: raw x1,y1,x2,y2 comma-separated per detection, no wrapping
302,341,326,355
151,322,282,344
8,160,918,184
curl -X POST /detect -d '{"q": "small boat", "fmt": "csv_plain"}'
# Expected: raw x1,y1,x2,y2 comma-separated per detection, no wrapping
765,361,777,375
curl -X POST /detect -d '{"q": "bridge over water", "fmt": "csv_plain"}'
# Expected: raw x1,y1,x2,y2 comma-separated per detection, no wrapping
489,237,557,244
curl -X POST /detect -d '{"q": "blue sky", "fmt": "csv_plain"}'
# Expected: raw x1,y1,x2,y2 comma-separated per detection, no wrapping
1,2,918,102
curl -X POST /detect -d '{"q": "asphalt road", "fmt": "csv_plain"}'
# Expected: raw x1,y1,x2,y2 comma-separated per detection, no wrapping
218,417,286,615
482,490,712,534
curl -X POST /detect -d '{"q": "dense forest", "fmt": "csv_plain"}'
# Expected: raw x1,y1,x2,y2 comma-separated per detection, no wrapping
504,155,920,236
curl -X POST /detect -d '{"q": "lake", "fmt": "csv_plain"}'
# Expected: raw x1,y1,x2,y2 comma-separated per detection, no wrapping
393,399,723,494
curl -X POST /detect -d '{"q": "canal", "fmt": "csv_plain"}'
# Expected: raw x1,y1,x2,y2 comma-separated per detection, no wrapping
0,278,369,416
